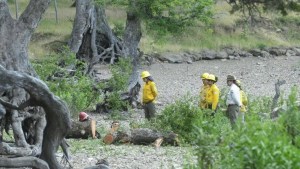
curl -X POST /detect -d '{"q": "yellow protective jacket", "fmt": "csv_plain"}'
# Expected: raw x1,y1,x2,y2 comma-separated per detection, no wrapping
142,81,158,103
240,90,248,113
205,84,220,111
199,85,210,109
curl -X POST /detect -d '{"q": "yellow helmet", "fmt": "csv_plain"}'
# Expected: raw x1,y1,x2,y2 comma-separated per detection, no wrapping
236,80,241,87
201,72,209,79
207,74,216,81
141,71,151,78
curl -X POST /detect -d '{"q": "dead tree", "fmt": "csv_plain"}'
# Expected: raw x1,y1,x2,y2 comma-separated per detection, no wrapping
270,80,286,119
0,0,71,168
0,66,71,168
69,0,142,107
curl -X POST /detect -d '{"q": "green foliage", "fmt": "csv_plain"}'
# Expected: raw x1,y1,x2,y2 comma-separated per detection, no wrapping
32,47,102,116
154,95,207,143
228,0,300,17
280,87,300,147
221,117,300,169
112,22,125,37
187,90,300,169
107,58,132,91
247,96,272,118
191,112,231,168
96,0,213,36
104,58,132,112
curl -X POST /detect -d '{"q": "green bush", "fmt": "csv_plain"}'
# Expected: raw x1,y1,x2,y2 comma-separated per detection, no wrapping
280,87,300,147
191,112,231,169
103,58,132,113
221,117,300,169
32,47,103,116
154,95,210,143
188,90,300,169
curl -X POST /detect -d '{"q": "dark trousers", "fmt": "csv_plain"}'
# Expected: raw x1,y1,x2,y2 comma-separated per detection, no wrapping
226,104,239,128
143,102,156,120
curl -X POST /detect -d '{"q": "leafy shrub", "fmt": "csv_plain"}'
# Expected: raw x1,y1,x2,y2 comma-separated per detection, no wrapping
247,95,273,118
103,58,132,112
154,95,208,143
221,117,300,169
280,87,300,147
32,47,103,116
107,58,132,91
191,112,231,169
112,22,124,38
189,91,300,169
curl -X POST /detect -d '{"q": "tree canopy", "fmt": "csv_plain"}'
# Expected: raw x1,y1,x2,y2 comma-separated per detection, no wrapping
96,0,213,34
226,0,300,17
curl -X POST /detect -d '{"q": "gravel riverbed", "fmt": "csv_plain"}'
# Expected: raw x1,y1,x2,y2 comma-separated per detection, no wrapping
68,55,300,169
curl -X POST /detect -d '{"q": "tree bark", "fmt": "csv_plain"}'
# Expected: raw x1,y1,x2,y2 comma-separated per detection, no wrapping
69,0,123,74
0,156,49,169
0,65,71,169
103,128,179,146
0,1,71,168
123,5,142,108
270,79,286,119
69,0,143,108
66,120,100,139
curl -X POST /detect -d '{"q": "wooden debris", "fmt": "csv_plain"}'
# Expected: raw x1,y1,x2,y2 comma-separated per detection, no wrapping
103,122,179,146
66,120,100,139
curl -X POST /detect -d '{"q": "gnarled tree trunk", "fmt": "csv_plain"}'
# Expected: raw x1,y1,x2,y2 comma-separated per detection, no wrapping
69,0,142,108
0,0,71,168
69,0,123,74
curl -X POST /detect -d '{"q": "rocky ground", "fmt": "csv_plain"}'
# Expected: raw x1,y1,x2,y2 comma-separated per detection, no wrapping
67,55,300,169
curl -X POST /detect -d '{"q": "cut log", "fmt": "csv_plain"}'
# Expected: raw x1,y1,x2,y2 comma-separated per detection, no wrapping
130,128,178,146
66,120,100,139
103,121,120,144
102,125,178,146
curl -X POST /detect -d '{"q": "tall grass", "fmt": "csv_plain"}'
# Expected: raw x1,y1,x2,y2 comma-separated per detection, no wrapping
7,0,298,57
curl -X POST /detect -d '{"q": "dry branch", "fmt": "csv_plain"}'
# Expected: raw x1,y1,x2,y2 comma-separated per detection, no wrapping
270,79,286,119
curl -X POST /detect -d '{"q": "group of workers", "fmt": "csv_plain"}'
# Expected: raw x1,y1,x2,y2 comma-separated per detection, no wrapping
76,70,248,141
140,70,248,128
199,73,248,127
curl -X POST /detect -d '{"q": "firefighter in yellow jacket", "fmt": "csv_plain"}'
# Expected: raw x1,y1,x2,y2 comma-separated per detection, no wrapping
199,72,210,109
236,80,248,122
205,74,220,113
141,71,158,120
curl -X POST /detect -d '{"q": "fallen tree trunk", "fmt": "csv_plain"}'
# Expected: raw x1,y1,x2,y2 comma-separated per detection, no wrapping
103,127,178,146
66,120,100,139
130,128,178,146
